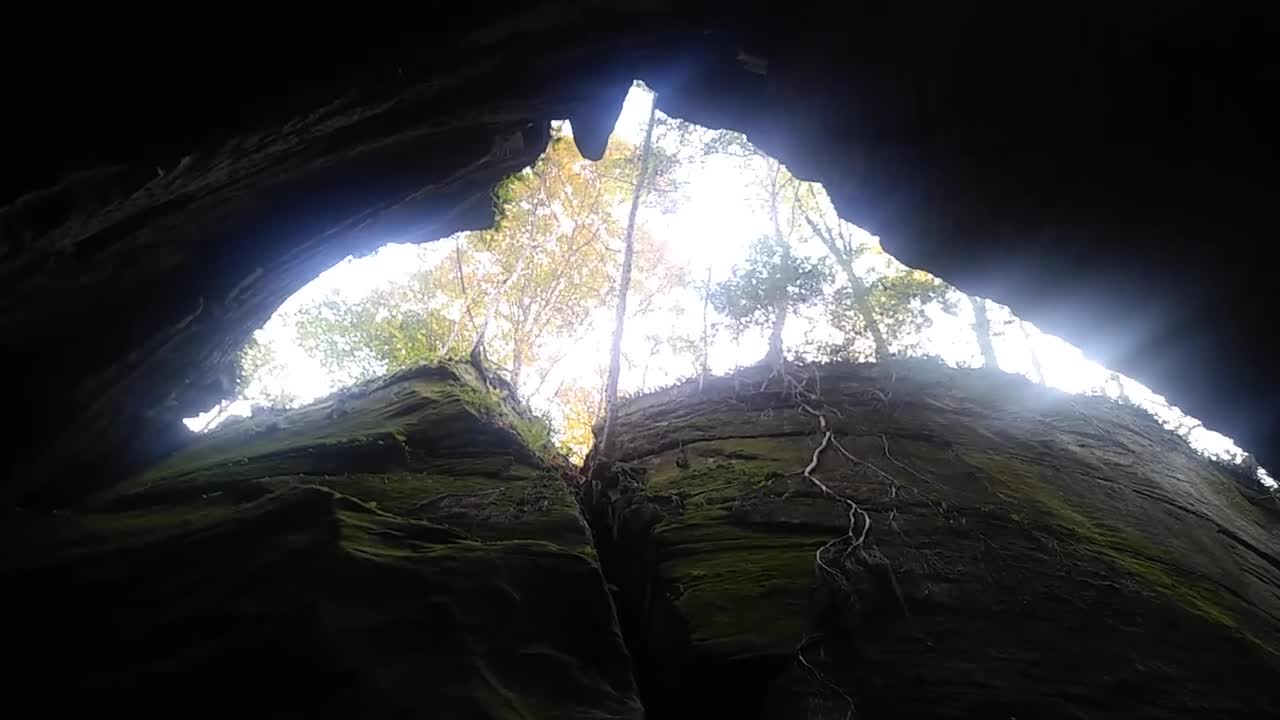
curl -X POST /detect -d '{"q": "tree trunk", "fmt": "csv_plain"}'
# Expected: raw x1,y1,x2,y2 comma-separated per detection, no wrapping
852,282,889,361
801,213,889,360
444,237,476,356
470,171,549,383
760,163,801,368
1018,319,1045,385
510,344,524,393
470,252,529,381
830,247,889,361
699,264,712,390
600,91,658,457
765,165,791,367
766,296,788,365
969,296,999,369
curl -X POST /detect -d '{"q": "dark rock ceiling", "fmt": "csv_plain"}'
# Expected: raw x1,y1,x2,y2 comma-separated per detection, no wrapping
2,5,1276,504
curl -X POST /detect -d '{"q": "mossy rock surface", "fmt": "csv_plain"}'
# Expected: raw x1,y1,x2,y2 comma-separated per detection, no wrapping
4,363,639,719
587,360,1280,719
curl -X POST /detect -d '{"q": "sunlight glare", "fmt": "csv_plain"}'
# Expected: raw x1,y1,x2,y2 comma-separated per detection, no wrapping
182,84,1268,485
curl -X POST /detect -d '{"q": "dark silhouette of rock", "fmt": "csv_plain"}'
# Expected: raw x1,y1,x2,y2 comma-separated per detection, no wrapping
2,364,641,718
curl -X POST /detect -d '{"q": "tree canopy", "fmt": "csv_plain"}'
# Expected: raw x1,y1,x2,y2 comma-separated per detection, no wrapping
236,119,990,456
711,235,831,363
205,99,1248,471
293,126,682,399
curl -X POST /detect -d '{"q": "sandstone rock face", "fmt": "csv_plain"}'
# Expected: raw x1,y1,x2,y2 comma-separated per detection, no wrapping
7,360,1276,718
586,361,1280,719
3,364,640,718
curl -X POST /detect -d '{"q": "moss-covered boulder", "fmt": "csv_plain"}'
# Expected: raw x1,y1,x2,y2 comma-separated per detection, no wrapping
586,360,1280,719
3,364,640,719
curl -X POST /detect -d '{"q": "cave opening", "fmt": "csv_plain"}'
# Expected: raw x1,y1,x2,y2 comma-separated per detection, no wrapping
180,82,1270,487
8,14,1280,715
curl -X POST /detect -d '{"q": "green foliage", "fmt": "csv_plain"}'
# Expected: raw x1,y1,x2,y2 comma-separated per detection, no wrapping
513,414,556,460
234,334,299,409
454,382,506,416
824,270,958,360
464,132,624,388
245,116,985,448
489,169,523,229
685,132,963,364
711,235,831,338
454,381,557,462
551,381,605,462
290,124,685,399
235,335,272,394
294,287,464,385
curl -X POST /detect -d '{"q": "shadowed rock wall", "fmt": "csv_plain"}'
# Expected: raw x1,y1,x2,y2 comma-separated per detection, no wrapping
3,364,641,718
586,361,1280,718
6,360,1276,717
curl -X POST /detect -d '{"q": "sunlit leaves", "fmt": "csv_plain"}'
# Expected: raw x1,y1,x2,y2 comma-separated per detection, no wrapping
293,288,462,385
235,334,299,409
288,117,686,445
711,235,832,339
820,271,958,361
551,382,604,462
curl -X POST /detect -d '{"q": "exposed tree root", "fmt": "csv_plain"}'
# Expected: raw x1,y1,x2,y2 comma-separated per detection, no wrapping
776,366,872,716
878,433,943,489
798,408,872,586
796,633,857,720
829,436,902,533
770,362,932,715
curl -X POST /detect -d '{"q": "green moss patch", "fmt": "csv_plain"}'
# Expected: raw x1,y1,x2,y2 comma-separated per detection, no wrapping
8,363,639,717
657,522,824,658
620,437,835,659
964,450,1254,636
587,362,1280,718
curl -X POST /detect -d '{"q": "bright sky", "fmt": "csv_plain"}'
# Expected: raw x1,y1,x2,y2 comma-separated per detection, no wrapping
184,85,1269,483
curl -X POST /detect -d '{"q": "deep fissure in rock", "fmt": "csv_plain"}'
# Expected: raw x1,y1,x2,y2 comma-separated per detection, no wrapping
7,358,1278,717
581,363,919,718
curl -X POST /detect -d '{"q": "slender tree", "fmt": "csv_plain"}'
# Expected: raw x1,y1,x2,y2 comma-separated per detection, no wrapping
442,236,479,354
292,127,676,397
764,165,794,363
600,91,659,456
791,184,952,362
711,235,831,365
470,248,532,385
694,131,956,364
798,188,890,360
699,264,712,389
